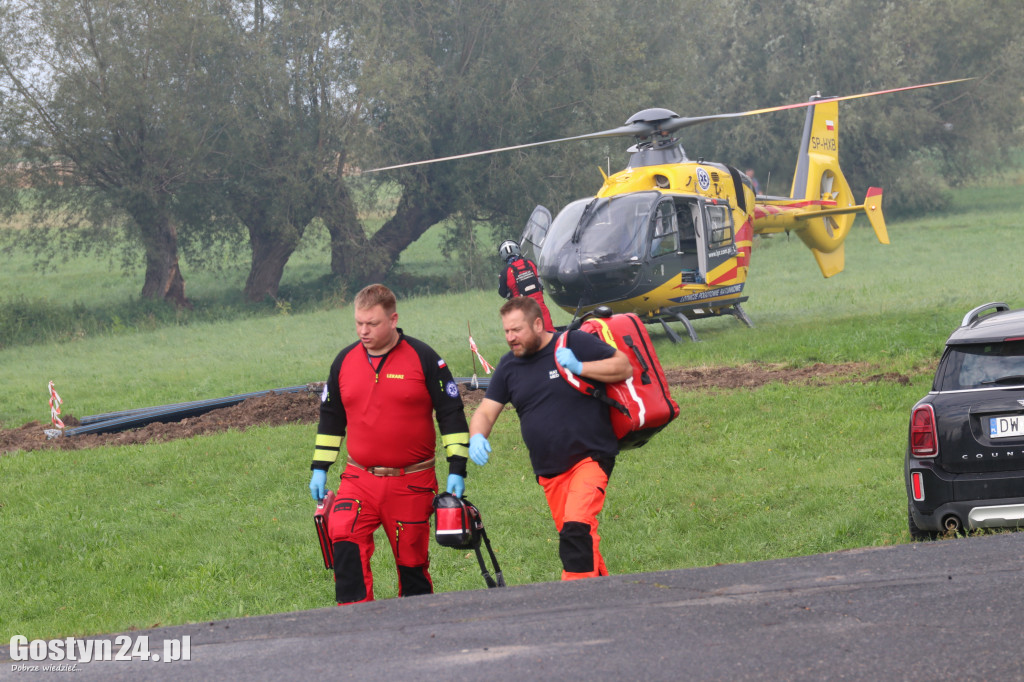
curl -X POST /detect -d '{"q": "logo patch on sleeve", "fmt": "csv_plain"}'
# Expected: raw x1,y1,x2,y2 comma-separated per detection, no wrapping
438,358,447,369
445,380,459,398
320,384,329,403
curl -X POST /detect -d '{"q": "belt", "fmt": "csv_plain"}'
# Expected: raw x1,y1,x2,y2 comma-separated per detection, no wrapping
347,457,435,477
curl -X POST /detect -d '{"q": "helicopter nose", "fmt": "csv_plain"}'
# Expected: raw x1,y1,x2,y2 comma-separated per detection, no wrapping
538,248,586,307
557,249,583,285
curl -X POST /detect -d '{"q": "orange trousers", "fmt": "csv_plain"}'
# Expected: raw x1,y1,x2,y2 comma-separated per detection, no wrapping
538,457,610,580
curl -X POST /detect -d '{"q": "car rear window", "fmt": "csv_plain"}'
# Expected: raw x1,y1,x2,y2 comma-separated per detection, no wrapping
943,340,1024,390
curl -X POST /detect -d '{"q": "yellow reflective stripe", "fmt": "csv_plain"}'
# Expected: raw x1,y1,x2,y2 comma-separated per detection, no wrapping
442,431,469,458
314,433,343,463
592,320,618,349
445,443,469,458
316,434,342,448
441,432,468,448
313,449,339,464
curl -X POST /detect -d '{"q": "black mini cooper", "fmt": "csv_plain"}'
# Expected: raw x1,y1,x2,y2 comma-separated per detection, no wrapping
906,302,1024,539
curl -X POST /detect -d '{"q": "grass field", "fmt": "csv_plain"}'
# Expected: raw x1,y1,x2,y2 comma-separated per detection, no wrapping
1,178,1022,641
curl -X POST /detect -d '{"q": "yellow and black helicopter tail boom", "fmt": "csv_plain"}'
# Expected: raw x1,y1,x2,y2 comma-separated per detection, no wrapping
753,96,889,277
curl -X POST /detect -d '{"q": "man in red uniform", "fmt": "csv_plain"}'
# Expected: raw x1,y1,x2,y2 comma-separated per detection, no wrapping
308,284,470,604
468,297,631,580
498,239,555,332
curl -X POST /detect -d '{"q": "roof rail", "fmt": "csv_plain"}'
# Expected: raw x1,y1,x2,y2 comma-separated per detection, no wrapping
961,302,1010,328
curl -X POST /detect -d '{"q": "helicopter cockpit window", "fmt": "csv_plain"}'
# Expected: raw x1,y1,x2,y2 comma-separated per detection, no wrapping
536,198,592,275
537,192,654,286
650,200,678,258
576,193,655,266
521,205,552,264
705,204,734,249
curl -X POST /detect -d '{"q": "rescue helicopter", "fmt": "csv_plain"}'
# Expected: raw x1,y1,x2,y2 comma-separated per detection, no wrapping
369,79,969,341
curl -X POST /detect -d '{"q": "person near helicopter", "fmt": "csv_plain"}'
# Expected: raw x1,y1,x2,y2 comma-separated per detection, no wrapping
497,239,555,332
308,284,470,605
467,296,632,580
744,168,761,194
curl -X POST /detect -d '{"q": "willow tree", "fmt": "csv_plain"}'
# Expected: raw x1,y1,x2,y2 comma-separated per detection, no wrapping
0,0,237,306
214,0,365,302
323,0,684,285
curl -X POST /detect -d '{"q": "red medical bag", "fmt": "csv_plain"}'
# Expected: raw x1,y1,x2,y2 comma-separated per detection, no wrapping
314,489,336,569
556,309,679,449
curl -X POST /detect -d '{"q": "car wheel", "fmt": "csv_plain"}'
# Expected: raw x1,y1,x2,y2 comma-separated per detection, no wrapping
908,503,938,541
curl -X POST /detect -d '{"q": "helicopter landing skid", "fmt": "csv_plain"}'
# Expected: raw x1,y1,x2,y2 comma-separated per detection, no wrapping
659,315,697,343
730,303,754,328
648,298,753,343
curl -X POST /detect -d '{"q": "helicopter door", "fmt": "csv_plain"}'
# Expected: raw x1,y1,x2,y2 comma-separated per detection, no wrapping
520,205,552,264
649,200,679,278
700,202,736,277
673,199,701,280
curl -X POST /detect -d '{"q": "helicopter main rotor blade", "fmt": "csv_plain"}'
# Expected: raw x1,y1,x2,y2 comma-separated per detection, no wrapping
361,123,653,174
362,78,972,174
655,78,974,134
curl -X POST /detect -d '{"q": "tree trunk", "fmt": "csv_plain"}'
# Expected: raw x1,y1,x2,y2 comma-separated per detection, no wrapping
357,187,448,283
132,198,191,308
322,179,369,281
141,256,190,309
244,226,300,302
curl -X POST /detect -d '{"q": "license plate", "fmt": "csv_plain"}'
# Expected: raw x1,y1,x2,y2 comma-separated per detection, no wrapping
990,414,1024,439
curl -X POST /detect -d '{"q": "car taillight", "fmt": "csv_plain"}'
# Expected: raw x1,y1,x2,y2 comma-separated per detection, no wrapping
910,404,938,457
911,471,925,501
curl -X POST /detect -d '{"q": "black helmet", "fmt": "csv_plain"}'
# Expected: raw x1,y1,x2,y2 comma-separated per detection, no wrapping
498,240,521,263
433,493,484,549
432,493,506,588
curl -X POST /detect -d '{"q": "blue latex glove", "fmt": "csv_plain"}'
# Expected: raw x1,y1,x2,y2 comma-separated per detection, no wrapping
556,347,583,375
309,469,327,501
446,473,465,498
469,434,491,466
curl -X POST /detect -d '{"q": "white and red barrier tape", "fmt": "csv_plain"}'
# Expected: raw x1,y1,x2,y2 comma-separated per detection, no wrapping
48,380,64,429
468,335,494,374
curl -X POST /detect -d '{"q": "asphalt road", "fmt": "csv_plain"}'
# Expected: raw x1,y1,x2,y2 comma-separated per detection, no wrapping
3,532,1023,681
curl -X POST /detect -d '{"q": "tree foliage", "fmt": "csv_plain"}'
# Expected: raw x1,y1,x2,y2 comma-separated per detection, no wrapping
324,0,674,285
0,0,239,305
663,0,1024,215
213,0,365,301
1,0,1022,304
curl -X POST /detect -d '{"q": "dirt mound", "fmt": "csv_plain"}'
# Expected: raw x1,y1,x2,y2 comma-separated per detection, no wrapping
661,362,913,389
1,362,916,455
1,390,322,455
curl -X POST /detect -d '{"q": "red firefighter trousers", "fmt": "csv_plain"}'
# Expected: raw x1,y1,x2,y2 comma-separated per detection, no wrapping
528,292,556,332
327,463,436,604
538,457,610,580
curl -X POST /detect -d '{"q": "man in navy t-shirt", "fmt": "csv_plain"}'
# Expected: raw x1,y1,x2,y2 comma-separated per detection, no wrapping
468,296,631,580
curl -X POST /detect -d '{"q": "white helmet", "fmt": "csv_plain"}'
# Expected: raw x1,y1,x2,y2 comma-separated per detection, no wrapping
498,240,521,262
